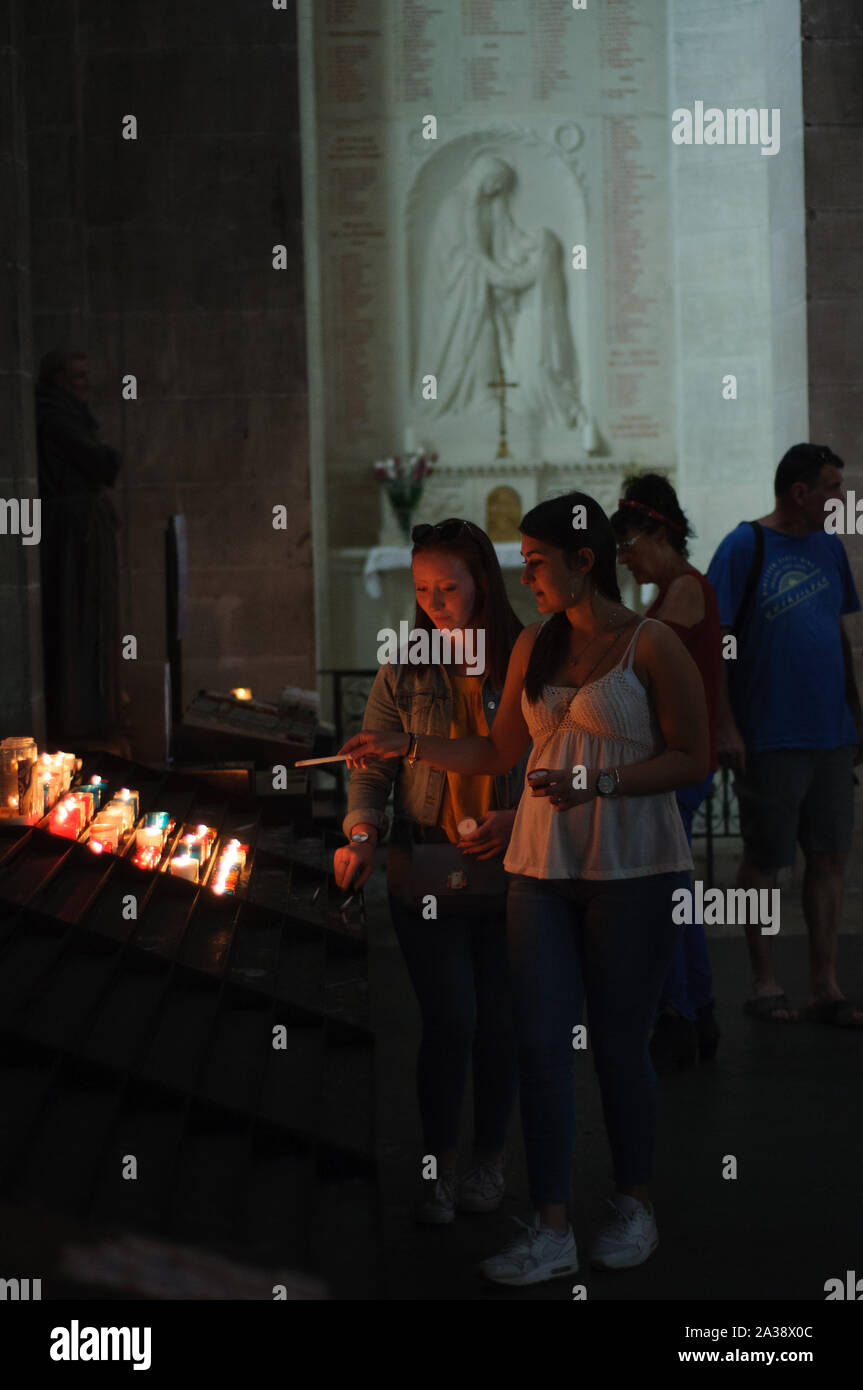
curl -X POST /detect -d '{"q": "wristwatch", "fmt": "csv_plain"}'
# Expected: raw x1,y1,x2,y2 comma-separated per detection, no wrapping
350,831,370,844
595,769,621,798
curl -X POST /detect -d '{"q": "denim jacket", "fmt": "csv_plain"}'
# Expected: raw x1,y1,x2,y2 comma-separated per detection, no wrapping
342,661,529,842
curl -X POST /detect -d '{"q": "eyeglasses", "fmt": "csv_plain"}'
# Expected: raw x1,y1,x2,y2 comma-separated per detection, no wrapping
616,533,645,555
411,520,474,545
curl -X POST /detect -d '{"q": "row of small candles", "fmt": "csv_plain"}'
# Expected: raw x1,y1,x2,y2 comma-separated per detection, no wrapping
210,839,247,896
0,742,82,820
46,778,247,895
155,823,247,895
165,824,218,882
49,780,137,846
131,811,174,871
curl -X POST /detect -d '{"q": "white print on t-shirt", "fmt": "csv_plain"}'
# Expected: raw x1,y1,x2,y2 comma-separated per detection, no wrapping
759,555,829,623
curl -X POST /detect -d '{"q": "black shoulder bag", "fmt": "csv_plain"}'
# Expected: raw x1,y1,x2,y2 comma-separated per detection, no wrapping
731,521,765,640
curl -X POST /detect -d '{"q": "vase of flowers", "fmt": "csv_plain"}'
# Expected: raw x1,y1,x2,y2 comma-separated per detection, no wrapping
374,449,438,542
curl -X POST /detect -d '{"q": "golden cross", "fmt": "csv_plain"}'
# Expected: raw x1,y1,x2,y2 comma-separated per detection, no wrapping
488,374,518,460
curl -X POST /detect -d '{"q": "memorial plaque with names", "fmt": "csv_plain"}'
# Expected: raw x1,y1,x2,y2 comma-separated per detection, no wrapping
308,0,674,490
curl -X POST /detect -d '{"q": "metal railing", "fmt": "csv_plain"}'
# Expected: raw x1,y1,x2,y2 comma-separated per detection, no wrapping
691,767,741,888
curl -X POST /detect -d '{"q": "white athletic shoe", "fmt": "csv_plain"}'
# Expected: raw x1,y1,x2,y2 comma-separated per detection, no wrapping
415,1175,456,1225
590,1193,659,1269
456,1162,505,1213
479,1215,579,1286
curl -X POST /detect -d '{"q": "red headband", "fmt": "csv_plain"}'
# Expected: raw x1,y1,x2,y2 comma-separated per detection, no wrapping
618,498,686,535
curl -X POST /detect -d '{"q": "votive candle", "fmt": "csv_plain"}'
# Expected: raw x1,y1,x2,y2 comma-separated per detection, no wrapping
101,799,134,834
68,790,96,823
168,854,198,883
133,844,162,871
89,818,120,853
135,825,164,852
49,798,85,838
88,777,109,810
180,833,207,865
115,787,140,820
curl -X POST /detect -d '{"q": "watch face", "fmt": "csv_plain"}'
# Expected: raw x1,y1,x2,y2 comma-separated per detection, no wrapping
597,772,615,796
351,832,369,843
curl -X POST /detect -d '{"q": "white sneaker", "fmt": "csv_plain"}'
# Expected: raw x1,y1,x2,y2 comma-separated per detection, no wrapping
479,1215,579,1287
590,1193,659,1269
456,1162,505,1213
415,1175,456,1225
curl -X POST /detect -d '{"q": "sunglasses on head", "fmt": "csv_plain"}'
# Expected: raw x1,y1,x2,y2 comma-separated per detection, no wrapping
411,520,474,544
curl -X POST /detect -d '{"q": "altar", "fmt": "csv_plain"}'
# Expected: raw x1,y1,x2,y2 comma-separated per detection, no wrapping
329,454,645,668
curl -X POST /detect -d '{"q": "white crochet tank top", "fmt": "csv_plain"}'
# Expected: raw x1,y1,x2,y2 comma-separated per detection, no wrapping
504,619,694,880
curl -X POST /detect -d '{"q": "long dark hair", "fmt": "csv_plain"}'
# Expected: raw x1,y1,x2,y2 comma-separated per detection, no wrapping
610,472,693,557
410,518,522,689
520,492,622,703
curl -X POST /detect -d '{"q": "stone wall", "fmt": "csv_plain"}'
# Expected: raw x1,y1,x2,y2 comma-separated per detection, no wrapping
765,0,809,466
20,0,312,759
0,4,44,741
802,0,863,647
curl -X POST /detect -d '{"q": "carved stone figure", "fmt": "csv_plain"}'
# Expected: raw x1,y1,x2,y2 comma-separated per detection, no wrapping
417,152,582,428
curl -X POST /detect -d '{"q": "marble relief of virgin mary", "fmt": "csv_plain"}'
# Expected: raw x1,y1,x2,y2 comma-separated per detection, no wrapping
416,151,583,429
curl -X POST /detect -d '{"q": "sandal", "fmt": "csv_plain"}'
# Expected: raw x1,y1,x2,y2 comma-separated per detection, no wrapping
743,992,799,1023
804,998,863,1029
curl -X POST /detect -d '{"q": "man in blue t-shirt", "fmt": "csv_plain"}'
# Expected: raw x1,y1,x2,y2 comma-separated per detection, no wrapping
707,443,863,1028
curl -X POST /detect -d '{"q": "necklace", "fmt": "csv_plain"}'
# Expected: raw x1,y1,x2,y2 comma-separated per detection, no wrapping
568,613,636,687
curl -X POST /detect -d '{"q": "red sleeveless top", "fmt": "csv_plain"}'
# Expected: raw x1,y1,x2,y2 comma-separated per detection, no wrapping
647,569,721,771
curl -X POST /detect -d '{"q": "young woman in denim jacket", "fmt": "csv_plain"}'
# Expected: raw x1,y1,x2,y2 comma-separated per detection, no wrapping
333,519,527,1225
340,494,709,1285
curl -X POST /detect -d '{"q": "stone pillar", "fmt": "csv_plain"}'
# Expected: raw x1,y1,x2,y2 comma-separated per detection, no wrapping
0,3,44,740
802,0,863,627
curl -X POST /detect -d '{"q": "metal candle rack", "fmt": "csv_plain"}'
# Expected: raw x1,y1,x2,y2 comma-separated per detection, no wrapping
0,752,377,1296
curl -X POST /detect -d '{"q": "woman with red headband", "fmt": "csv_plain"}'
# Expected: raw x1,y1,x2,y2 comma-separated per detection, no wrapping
611,475,722,1072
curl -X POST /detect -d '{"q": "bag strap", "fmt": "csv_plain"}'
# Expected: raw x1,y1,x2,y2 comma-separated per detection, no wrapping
731,521,765,639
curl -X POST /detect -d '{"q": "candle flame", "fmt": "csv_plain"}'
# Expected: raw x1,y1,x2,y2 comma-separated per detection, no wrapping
231,687,253,701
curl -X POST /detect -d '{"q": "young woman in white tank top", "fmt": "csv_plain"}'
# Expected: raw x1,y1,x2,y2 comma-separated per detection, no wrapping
339,492,710,1289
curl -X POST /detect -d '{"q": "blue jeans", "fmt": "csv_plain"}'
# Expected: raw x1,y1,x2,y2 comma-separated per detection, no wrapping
660,774,716,1020
389,895,518,1158
507,871,688,1205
